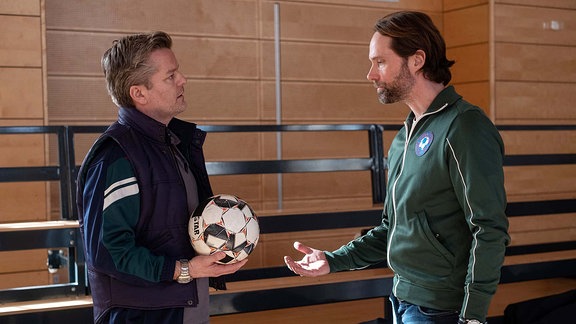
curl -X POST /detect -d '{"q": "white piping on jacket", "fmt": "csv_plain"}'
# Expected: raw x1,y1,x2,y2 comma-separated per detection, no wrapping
446,138,480,317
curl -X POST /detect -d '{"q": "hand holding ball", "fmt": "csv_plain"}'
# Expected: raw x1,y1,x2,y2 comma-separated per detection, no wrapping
189,194,259,264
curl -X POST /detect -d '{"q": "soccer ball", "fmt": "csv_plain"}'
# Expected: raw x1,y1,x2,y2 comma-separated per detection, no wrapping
188,194,259,264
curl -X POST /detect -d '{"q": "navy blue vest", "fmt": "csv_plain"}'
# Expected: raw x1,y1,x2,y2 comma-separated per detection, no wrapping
77,108,222,323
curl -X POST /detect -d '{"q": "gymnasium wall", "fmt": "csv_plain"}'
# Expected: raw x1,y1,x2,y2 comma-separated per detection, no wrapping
0,0,53,288
446,0,576,317
493,0,576,203
0,0,440,290
43,0,442,217
0,0,574,311
493,0,576,314
0,0,46,222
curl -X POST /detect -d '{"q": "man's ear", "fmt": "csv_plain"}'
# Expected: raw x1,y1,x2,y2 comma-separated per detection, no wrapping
130,85,147,106
411,49,426,72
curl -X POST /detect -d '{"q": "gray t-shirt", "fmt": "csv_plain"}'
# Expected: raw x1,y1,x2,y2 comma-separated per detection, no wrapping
170,130,210,324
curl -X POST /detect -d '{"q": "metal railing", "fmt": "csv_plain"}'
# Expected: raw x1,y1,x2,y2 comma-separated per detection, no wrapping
0,124,387,304
0,123,574,317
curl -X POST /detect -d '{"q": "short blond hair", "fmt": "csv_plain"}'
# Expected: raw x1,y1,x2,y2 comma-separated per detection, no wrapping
101,31,172,108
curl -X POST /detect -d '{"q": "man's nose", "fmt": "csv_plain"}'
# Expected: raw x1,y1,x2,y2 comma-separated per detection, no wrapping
366,65,378,82
177,71,187,85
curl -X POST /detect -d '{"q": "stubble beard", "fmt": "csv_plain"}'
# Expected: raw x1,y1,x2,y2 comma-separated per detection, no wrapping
376,62,414,104
173,96,187,116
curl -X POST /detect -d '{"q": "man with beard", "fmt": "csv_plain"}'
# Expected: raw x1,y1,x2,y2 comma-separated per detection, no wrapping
284,11,509,324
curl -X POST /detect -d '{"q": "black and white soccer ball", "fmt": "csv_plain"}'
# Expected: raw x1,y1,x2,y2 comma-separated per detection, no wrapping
188,194,259,264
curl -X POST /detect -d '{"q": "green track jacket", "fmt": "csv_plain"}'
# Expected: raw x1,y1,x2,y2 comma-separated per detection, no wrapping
326,86,510,322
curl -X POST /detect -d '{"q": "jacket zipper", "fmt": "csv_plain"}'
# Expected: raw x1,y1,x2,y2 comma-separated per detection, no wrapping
389,103,448,296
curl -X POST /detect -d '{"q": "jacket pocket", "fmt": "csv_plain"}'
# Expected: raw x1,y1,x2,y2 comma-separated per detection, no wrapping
392,211,455,281
416,211,455,263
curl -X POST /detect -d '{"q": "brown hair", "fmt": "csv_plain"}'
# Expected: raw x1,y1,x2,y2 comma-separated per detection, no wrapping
374,11,455,85
101,31,172,108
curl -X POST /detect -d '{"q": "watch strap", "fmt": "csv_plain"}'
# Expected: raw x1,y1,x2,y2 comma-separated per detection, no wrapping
458,318,484,324
177,259,191,284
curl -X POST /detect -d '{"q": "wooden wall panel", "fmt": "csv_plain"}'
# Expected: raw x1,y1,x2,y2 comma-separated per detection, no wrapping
0,182,48,222
46,31,261,123
45,0,258,38
452,82,490,112
174,38,259,79
47,78,118,123
207,130,374,213
204,133,264,161
261,41,366,82
0,0,47,251
448,43,490,83
260,2,399,43
509,213,576,235
275,131,368,159
508,213,576,246
444,4,489,47
0,15,42,67
260,174,374,212
47,78,262,124
501,130,576,154
263,228,365,267
47,32,261,79
183,80,261,122
495,4,576,45
270,0,441,11
262,82,406,123
504,165,576,202
444,0,487,11
444,4,490,117
489,279,576,318
0,250,47,273
495,43,576,82
0,119,44,127
44,0,440,128
0,0,40,15
0,68,44,119
493,2,576,125
495,82,576,122
0,0,570,316
505,250,576,267
209,172,373,214
209,175,265,211
0,134,45,166
495,0,576,10
280,171,372,202
211,298,386,324
0,120,46,222
0,271,50,290
490,4,576,315
46,32,115,76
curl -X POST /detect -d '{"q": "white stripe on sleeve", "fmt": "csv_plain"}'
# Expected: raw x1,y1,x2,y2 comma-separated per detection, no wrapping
103,181,139,211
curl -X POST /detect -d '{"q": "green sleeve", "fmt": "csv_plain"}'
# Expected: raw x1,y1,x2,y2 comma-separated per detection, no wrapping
101,157,166,282
325,212,389,273
446,110,510,321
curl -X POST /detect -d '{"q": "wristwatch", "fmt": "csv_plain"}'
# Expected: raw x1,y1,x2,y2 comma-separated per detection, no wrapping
458,319,484,324
177,259,191,284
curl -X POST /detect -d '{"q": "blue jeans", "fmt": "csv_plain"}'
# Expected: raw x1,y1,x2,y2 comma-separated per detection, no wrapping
390,294,460,324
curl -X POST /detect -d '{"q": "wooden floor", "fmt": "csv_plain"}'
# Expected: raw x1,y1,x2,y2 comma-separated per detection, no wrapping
0,276,574,322
211,298,387,324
